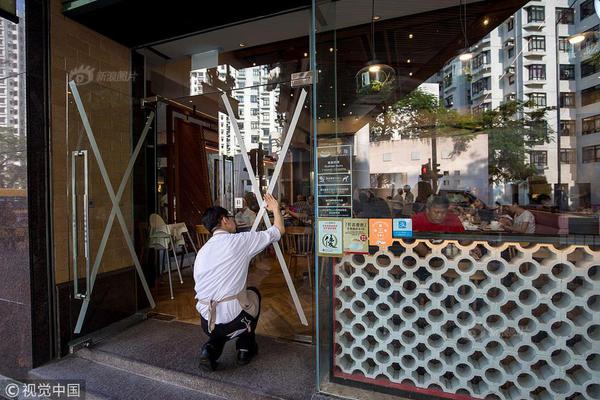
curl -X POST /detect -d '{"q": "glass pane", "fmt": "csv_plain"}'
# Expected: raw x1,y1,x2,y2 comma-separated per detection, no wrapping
315,0,600,398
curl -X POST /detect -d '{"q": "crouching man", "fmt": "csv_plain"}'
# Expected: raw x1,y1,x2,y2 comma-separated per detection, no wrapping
194,194,284,371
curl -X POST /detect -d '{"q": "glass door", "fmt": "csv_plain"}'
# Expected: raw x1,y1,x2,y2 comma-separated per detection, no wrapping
64,79,155,342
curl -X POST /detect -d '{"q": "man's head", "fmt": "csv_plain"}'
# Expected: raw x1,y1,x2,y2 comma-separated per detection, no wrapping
425,195,450,224
507,202,523,215
403,184,411,193
202,206,236,233
296,194,306,202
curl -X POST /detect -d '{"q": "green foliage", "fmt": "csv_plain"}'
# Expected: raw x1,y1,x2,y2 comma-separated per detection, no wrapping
0,127,26,189
370,89,554,185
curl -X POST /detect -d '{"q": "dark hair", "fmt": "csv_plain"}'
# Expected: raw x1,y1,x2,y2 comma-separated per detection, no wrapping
426,195,450,209
201,206,230,232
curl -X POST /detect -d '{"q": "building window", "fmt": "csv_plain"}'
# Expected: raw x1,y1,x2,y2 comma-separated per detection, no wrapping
558,37,571,52
251,108,258,116
253,68,260,77
530,150,548,166
560,149,576,164
445,96,454,108
507,47,515,59
582,115,600,135
559,64,575,80
529,64,546,80
250,95,258,103
555,7,574,24
582,85,600,106
411,152,420,160
527,6,545,22
251,135,259,143
528,36,546,51
250,121,259,129
508,74,515,85
581,59,600,78
473,51,490,68
443,72,453,87
382,153,392,162
472,77,490,96
560,92,576,108
507,18,514,31
560,120,576,136
580,0,595,20
263,98,270,106
582,144,600,163
528,93,547,107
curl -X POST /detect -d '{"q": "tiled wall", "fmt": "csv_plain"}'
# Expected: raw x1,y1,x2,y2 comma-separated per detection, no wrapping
50,0,133,284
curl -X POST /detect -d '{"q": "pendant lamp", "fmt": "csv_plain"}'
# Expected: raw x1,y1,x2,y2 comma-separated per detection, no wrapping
356,0,396,95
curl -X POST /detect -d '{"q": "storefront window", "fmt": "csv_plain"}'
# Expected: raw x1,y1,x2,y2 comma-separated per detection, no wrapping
314,1,600,399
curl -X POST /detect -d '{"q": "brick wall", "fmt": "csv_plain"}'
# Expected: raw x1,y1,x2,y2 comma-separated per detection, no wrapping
50,0,133,284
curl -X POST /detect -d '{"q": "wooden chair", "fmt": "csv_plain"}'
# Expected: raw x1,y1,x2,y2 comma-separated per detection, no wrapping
284,226,314,287
195,224,211,249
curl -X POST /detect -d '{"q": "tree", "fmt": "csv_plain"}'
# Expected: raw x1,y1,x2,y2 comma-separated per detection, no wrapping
370,89,554,185
0,127,26,189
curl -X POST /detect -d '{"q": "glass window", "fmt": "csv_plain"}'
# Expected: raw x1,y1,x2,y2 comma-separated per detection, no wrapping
473,51,490,68
559,64,575,80
582,144,600,162
250,121,259,129
528,36,545,51
472,77,490,96
530,150,548,166
582,85,600,106
555,7,574,24
558,37,571,52
560,92,576,107
250,95,258,103
527,6,545,22
580,0,595,20
529,64,546,80
507,18,514,31
581,59,600,78
528,92,547,107
582,115,600,135
250,108,258,115
507,46,515,58
560,120,576,136
560,149,576,164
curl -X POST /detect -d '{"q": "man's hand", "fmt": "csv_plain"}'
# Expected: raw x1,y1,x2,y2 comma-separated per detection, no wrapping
264,194,279,212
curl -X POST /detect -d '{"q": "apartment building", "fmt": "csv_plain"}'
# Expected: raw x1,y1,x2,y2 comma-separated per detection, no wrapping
440,0,600,207
191,64,282,157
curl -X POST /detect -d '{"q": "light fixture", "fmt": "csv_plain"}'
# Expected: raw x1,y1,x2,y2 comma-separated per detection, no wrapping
329,47,334,52
458,0,473,62
483,18,489,26
239,43,246,47
409,33,414,39
356,0,396,95
373,15,381,21
303,52,308,57
407,59,411,63
568,33,586,44
409,72,413,76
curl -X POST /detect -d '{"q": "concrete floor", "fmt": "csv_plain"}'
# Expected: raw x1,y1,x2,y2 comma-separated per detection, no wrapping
30,318,317,400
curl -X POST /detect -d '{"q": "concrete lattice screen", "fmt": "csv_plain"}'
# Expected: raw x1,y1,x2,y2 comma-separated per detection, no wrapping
333,239,600,399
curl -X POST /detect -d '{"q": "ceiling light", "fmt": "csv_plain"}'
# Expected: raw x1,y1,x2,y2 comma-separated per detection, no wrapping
356,0,396,94
407,59,411,63
409,72,413,76
329,47,334,52
252,62,256,66
409,34,414,39
239,43,246,47
483,18,489,26
459,52,474,61
373,15,381,21
303,52,308,57
568,33,586,44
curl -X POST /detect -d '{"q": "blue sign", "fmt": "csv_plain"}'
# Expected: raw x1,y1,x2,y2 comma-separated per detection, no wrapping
393,218,413,238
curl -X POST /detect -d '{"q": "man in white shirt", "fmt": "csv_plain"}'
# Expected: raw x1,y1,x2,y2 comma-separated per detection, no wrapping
194,194,284,371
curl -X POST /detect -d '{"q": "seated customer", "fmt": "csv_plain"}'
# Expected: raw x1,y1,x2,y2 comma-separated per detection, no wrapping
412,195,465,233
502,203,536,234
234,199,256,230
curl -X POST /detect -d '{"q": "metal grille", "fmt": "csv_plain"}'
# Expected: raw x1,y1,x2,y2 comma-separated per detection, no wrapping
333,239,600,399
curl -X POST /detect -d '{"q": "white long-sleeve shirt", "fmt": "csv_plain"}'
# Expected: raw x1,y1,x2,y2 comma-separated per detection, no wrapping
193,226,281,324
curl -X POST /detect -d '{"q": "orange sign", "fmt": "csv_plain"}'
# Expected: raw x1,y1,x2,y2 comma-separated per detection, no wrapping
369,219,393,247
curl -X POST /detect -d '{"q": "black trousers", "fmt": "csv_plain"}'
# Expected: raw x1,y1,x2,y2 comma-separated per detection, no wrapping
200,287,261,360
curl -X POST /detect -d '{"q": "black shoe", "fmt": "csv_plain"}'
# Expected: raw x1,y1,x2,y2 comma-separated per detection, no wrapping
236,344,258,366
198,345,218,371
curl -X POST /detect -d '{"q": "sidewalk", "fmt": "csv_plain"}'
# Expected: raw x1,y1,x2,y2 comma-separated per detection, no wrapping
29,318,316,400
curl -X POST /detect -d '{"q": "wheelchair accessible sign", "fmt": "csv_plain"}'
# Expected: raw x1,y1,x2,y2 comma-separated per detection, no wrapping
393,218,413,238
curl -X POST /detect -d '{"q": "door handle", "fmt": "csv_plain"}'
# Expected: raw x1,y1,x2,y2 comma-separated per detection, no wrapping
71,150,90,300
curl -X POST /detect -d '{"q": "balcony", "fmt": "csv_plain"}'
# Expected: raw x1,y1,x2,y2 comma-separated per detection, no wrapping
504,37,515,49
471,89,491,101
523,19,545,30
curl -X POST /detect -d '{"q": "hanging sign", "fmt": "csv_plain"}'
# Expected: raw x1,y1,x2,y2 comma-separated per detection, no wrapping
343,218,369,254
393,218,413,238
369,219,393,247
318,219,343,256
317,145,352,218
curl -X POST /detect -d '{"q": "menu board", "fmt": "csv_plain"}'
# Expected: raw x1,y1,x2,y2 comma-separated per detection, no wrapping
343,218,369,254
369,219,393,247
317,145,352,218
318,219,343,256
